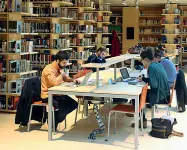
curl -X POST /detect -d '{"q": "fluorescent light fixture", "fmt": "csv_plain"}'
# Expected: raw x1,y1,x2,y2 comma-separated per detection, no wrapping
122,0,127,5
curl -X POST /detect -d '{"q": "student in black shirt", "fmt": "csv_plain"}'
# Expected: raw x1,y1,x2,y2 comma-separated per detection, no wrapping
86,47,107,72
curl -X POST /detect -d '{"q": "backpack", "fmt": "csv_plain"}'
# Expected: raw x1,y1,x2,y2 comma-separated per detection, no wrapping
150,118,183,139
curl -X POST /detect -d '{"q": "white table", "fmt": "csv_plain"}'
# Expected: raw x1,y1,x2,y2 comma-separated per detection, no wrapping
82,54,139,87
48,81,143,150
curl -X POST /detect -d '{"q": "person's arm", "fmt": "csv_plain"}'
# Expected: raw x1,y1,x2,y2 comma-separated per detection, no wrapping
45,69,63,86
95,57,106,63
63,75,74,82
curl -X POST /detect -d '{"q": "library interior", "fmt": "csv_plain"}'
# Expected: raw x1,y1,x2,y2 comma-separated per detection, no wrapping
1,0,187,150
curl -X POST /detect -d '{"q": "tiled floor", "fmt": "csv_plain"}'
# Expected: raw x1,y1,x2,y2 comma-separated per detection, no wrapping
0,93,187,150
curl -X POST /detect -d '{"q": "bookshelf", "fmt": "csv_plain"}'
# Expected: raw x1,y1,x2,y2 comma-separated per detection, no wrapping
161,3,181,65
0,1,39,113
139,7,163,46
109,6,123,53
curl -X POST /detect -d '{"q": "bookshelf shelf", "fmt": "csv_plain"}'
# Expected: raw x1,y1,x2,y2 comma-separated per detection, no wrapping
34,48,72,51
0,109,17,113
161,24,180,25
0,12,38,17
63,7,96,10
0,52,38,55
161,14,180,16
161,43,180,45
0,93,20,96
139,15,162,18
161,34,180,35
0,70,37,76
70,46,95,48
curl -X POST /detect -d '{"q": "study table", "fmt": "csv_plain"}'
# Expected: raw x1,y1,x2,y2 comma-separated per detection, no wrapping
48,69,144,150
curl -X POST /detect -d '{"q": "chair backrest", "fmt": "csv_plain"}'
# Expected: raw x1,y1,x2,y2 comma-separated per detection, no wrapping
139,84,149,111
169,80,176,105
73,69,92,79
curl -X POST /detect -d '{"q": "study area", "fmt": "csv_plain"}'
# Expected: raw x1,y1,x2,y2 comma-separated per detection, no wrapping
0,0,187,150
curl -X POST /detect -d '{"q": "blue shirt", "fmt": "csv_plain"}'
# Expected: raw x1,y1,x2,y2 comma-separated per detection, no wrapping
160,58,177,84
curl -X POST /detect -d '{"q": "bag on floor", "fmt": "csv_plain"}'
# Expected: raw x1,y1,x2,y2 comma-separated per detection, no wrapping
150,118,183,139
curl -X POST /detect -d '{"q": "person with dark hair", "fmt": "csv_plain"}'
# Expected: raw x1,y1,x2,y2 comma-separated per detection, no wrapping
131,48,170,128
86,47,107,72
154,49,177,88
41,51,78,130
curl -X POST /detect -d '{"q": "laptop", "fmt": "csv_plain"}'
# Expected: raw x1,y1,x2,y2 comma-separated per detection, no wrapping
60,72,92,87
120,68,138,85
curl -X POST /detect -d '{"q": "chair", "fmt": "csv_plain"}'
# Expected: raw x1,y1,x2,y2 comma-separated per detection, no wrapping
27,101,66,134
153,80,176,117
73,69,92,124
107,84,148,140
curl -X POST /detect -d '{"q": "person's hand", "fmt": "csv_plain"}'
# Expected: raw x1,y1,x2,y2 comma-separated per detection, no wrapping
73,79,81,84
137,76,142,81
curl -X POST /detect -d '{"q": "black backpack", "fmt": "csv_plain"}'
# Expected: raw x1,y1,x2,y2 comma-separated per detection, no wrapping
150,118,183,139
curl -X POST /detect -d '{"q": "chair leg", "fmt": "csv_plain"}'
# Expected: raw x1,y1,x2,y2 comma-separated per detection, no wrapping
78,98,81,113
52,107,56,134
75,103,79,124
27,104,33,132
151,105,155,119
140,110,144,136
107,112,112,141
65,118,67,129
114,112,117,134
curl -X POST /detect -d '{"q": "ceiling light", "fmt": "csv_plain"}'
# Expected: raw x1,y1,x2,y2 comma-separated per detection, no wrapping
122,0,127,5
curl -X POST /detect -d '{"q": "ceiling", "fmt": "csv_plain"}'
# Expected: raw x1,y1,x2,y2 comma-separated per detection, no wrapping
96,0,187,6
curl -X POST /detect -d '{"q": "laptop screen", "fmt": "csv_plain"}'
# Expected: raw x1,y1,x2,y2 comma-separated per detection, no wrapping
120,68,130,79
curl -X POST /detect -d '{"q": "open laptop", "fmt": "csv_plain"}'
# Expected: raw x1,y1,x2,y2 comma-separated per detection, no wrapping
60,72,92,87
120,68,138,85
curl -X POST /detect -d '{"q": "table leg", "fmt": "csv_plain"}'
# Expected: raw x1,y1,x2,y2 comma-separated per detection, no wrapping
96,68,99,88
84,100,88,117
134,95,139,150
48,92,53,141
131,58,135,70
114,64,117,80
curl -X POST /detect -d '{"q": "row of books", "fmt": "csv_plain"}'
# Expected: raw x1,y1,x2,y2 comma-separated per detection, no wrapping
182,38,187,44
161,36,181,44
140,20,161,25
69,12,94,21
33,38,50,49
0,21,7,33
0,96,19,110
94,37,109,44
0,76,6,92
99,4,110,11
51,24,69,34
69,24,94,33
183,20,187,25
94,26,109,33
52,39,70,49
161,17,181,24
70,50,94,59
68,63,81,73
9,78,28,93
0,56,6,73
139,37,161,43
74,0,94,7
31,53,52,65
33,7,69,18
96,16,110,22
162,28,181,34
139,28,161,34
70,38,92,46
9,59,31,73
0,0,34,13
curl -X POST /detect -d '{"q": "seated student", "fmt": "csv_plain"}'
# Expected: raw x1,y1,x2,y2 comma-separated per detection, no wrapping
154,49,177,88
131,48,170,128
86,47,107,72
41,51,79,130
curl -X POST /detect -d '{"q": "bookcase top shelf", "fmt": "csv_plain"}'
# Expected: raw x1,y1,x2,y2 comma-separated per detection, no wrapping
0,52,38,56
32,1,73,6
0,93,20,96
86,11,112,14
0,70,37,76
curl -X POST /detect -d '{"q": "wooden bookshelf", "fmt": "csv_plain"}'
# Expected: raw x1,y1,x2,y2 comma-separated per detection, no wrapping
0,1,40,113
139,7,164,46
